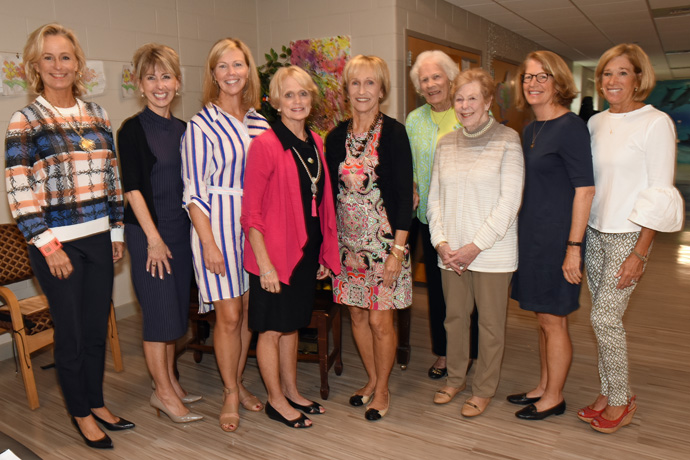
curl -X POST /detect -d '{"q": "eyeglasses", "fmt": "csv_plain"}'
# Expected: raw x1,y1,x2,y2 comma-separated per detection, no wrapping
521,72,552,83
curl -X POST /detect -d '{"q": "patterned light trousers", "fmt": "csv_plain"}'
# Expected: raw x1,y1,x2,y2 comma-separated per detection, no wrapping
585,226,647,406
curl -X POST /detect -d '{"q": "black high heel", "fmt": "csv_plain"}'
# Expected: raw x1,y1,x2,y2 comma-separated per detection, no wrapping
265,402,311,428
91,412,135,431
287,397,324,415
71,417,113,449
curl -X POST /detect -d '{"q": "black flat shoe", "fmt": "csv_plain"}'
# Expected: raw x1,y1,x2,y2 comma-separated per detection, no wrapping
507,393,541,405
91,412,135,431
71,417,113,449
265,402,311,428
428,366,447,380
515,401,566,420
287,397,324,415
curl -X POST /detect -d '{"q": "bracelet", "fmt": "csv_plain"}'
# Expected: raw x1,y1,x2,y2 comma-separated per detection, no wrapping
260,269,275,277
390,250,403,262
566,241,582,247
39,238,62,257
393,244,405,252
434,241,448,251
632,249,648,263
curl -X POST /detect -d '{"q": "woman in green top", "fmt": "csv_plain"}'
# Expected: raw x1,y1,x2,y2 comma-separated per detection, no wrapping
405,50,461,379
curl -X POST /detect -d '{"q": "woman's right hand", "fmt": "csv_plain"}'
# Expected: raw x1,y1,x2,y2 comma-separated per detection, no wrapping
202,242,226,277
259,265,281,294
45,248,73,280
147,239,173,280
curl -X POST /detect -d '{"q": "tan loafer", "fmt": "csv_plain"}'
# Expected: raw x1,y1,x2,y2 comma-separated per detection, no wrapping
433,385,465,404
461,397,490,417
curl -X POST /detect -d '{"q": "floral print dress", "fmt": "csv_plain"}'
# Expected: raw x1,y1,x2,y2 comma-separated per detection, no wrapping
332,115,412,310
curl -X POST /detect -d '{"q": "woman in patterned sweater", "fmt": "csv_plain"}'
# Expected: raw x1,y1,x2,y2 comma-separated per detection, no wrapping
5,24,130,449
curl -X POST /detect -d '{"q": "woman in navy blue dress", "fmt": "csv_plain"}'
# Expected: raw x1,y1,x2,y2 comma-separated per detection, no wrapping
119,44,202,424
508,51,595,420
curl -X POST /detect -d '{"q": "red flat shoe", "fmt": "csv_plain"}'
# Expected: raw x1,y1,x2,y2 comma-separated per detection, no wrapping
577,405,604,423
590,396,637,434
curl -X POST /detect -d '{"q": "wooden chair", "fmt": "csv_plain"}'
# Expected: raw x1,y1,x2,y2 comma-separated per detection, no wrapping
186,285,343,399
0,224,123,410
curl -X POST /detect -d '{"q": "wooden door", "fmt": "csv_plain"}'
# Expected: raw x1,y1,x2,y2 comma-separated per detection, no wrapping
491,58,533,136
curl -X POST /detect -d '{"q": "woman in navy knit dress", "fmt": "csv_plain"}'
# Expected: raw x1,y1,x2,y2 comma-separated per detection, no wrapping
118,44,202,424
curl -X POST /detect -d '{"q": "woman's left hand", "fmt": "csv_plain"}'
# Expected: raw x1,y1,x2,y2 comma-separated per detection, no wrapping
615,253,644,289
112,242,124,262
316,264,331,280
446,243,480,276
383,250,403,288
562,249,583,284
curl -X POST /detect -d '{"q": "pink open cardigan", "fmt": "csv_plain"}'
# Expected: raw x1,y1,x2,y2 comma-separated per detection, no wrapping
241,128,340,285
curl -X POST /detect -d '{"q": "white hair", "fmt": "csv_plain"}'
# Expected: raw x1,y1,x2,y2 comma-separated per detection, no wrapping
409,50,459,93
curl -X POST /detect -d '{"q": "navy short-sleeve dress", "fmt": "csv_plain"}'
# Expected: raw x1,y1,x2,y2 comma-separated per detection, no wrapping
511,112,594,315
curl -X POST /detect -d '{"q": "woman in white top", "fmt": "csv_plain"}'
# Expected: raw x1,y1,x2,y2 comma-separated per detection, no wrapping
427,68,524,417
580,43,684,434
181,38,268,432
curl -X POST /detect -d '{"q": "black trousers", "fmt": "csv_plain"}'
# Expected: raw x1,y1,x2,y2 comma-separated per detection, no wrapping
410,220,478,359
29,232,114,417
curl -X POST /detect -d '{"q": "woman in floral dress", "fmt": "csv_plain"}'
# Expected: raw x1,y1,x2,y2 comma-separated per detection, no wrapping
326,55,414,421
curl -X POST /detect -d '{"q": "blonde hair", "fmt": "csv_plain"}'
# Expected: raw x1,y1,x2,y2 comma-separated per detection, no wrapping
202,38,261,109
133,43,182,85
595,43,655,101
452,68,495,102
23,23,87,97
409,50,459,93
269,66,320,109
342,55,391,103
514,50,578,110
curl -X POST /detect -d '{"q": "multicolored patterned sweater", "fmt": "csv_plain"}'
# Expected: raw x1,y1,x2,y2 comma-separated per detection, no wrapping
5,96,124,247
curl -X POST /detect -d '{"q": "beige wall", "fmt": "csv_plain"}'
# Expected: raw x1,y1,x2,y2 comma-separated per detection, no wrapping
0,0,542,332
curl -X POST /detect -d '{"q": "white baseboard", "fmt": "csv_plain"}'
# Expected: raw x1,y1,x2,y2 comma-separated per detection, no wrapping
0,302,139,362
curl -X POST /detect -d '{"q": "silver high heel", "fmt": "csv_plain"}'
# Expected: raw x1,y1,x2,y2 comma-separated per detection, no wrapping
150,392,204,423
151,380,203,404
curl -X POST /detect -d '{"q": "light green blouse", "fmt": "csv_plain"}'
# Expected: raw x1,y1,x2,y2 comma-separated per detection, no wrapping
405,104,459,224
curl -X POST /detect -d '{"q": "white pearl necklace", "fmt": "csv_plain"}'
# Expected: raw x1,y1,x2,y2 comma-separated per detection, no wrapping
462,117,494,138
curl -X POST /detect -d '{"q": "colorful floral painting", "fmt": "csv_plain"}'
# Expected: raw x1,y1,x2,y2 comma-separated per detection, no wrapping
1,54,28,96
121,64,137,98
83,60,106,96
290,35,350,138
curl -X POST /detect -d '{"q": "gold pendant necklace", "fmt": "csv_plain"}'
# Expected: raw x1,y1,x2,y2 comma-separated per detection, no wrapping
42,97,96,152
531,119,548,148
292,145,322,217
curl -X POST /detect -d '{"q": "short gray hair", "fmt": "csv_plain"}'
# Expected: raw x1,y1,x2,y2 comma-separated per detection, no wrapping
409,50,459,93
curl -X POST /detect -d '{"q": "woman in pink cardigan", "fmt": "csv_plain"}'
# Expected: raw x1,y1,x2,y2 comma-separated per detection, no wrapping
241,66,340,429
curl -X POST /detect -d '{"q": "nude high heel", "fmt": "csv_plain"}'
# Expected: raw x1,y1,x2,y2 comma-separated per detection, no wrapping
150,392,204,423
220,387,240,432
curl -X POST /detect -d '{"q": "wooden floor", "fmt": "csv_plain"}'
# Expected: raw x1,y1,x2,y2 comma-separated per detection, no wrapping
1,228,689,460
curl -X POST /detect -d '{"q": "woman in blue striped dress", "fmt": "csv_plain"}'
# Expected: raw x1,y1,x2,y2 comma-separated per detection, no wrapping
181,38,268,432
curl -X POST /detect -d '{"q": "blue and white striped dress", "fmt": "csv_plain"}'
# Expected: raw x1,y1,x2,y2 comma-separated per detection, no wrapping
181,104,269,312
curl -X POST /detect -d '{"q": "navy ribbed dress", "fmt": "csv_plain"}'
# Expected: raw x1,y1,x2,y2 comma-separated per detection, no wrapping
124,108,192,342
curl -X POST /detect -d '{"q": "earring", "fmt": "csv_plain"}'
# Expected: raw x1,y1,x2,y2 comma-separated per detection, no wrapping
176,91,180,96
277,108,281,113
140,92,145,98
634,87,638,92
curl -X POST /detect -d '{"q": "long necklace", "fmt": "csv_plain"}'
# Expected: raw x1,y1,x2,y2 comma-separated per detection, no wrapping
42,98,96,152
347,112,381,152
292,145,322,217
462,117,494,138
530,119,548,148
